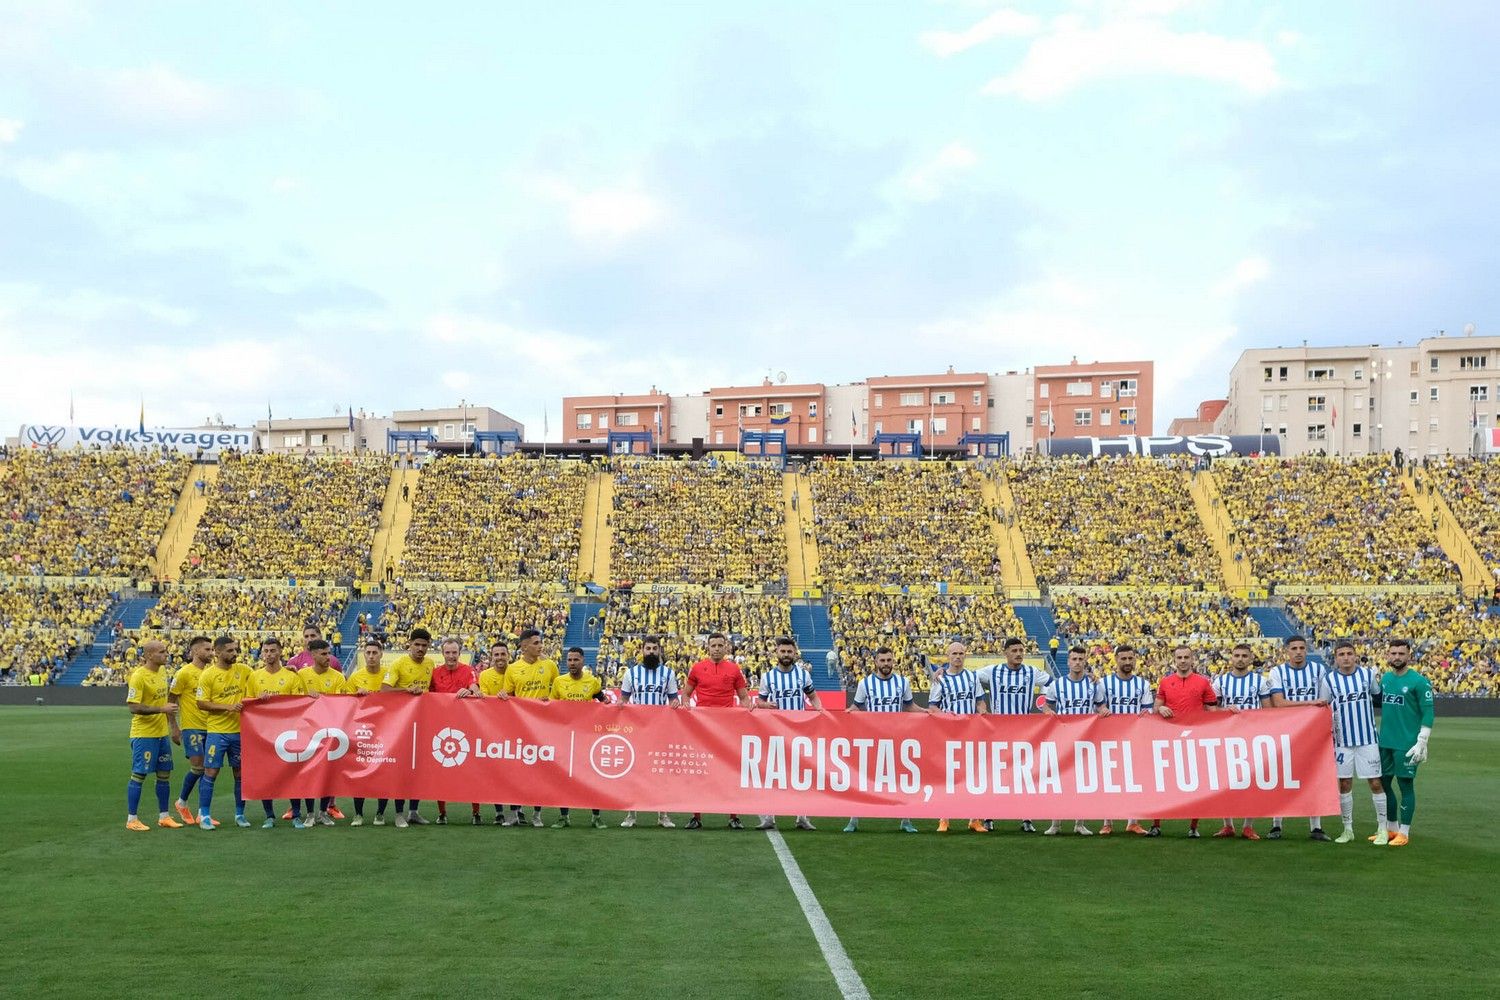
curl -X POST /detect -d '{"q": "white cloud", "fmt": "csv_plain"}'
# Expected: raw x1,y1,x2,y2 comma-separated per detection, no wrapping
441,370,474,392
982,20,1280,100
528,175,663,246
0,117,22,144
106,64,233,125
270,175,302,194
1213,255,1270,297
919,9,1041,58
901,141,980,202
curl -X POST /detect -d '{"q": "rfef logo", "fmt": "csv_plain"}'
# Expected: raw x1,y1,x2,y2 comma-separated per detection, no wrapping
432,727,470,767
590,735,635,779
274,727,350,763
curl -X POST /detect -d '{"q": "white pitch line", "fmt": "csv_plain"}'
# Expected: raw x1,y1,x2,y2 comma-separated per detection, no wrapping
766,829,872,1000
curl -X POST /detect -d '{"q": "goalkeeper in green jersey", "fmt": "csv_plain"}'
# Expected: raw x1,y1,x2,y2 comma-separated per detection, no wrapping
1374,639,1434,847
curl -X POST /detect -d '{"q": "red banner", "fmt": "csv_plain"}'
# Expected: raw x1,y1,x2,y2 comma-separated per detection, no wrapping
242,695,1338,820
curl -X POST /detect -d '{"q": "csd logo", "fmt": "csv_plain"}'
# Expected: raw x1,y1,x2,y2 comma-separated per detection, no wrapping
26,426,66,446
274,727,350,763
432,727,470,767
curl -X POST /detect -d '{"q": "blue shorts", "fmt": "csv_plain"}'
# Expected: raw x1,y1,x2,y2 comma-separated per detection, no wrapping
204,733,242,770
181,729,207,759
130,736,175,775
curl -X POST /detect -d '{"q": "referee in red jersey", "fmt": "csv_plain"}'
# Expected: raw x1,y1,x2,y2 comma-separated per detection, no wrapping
429,639,481,825
681,631,750,830
1152,644,1219,838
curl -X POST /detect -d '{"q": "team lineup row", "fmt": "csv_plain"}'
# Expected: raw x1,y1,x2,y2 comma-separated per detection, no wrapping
121,629,1435,844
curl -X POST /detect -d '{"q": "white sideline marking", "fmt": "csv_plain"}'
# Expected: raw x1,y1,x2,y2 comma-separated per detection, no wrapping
766,829,872,1000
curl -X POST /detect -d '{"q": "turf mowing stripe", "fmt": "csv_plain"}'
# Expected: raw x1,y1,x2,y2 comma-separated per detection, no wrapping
766,829,872,1000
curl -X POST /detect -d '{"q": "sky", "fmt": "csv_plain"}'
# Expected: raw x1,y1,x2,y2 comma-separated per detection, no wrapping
2,0,1498,436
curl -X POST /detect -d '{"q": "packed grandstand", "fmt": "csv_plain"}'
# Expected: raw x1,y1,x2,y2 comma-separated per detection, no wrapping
1,448,1497,698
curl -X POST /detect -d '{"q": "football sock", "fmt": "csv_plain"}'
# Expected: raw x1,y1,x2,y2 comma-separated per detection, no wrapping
560,808,571,818
354,797,367,817
1399,823,1411,836
1398,777,1416,825
392,799,405,814
233,777,244,815
1370,792,1386,827
1339,792,1353,828
1381,775,1398,824
409,799,423,815
179,767,201,803
155,776,171,814
592,809,601,818
261,800,276,819
1308,816,1322,831
199,774,216,815
127,774,144,818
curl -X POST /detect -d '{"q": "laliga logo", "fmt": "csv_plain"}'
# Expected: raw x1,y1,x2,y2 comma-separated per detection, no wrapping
432,727,470,767
274,727,350,763
26,426,66,446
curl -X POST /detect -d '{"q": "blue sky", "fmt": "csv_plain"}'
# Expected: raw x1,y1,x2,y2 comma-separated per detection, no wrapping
2,0,1496,435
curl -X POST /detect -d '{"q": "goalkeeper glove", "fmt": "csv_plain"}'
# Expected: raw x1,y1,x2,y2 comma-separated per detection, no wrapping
1404,726,1431,765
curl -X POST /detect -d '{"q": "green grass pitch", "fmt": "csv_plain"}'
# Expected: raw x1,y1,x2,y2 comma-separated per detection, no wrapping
2,707,1498,998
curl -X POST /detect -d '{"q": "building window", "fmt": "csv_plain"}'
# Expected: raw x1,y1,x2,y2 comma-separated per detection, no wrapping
1279,366,1289,382
906,419,923,434
873,421,883,435
283,434,301,448
1075,409,1092,427
1409,421,1419,434
1118,408,1136,426
462,422,475,439
931,417,948,435
1430,387,1440,402
808,427,818,443
443,423,455,440
1307,424,1327,441
738,404,762,417
972,391,982,406
808,402,818,417
1308,395,1326,412
1430,356,1440,372
614,412,635,426
1039,384,1049,399
311,433,327,446
1261,425,1273,436
714,405,724,418
599,415,609,429
899,392,924,406
971,416,981,431
1279,394,1289,411
1470,385,1489,402
1353,423,1363,438
1460,355,1488,370
1410,360,1420,376
1024,415,1033,427
1307,367,1334,381
714,430,723,445
769,403,791,417
1430,417,1440,430
873,393,884,408
1353,367,1364,381
1100,410,1112,427
1353,394,1364,410
987,397,994,408
1278,425,1288,437
1409,390,1419,404
342,434,351,448
1117,379,1137,397
1066,381,1092,396
933,392,954,405
1263,367,1273,382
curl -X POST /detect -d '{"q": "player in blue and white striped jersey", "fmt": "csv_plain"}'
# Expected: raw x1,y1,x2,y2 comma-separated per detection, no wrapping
844,646,920,834
752,637,823,831
1211,642,1271,839
1266,635,1332,841
617,635,680,830
977,637,1054,833
1096,644,1153,836
927,641,987,833
1317,640,1387,844
1042,646,1102,836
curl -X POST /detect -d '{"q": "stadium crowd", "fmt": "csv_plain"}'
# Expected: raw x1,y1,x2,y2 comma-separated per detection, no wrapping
828,592,1033,693
1216,457,1456,586
1050,592,1274,680
142,586,347,637
400,457,588,583
611,460,786,585
0,447,189,578
380,585,570,659
0,582,115,684
1426,457,1500,578
183,454,389,581
809,461,996,586
1006,457,1221,586
595,588,792,685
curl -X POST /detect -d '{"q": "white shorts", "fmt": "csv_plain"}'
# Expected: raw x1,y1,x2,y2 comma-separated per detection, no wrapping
1335,744,1381,780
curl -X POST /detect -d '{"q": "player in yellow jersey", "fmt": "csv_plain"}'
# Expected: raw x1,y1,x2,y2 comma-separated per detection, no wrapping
346,638,387,825
195,636,255,829
125,640,182,831
461,640,515,824
549,647,608,829
299,639,348,825
498,629,559,827
380,628,434,827
169,635,213,825
248,638,310,828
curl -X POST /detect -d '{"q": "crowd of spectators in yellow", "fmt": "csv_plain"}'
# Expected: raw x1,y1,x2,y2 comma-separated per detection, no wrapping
829,592,1033,693
1216,457,1456,586
1051,591,1272,681
1286,593,1500,696
1,448,188,578
183,453,389,581
0,582,114,684
610,460,786,585
380,585,570,658
1007,457,1221,586
595,589,791,686
141,585,346,637
1427,457,1500,579
809,461,996,586
400,457,588,583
